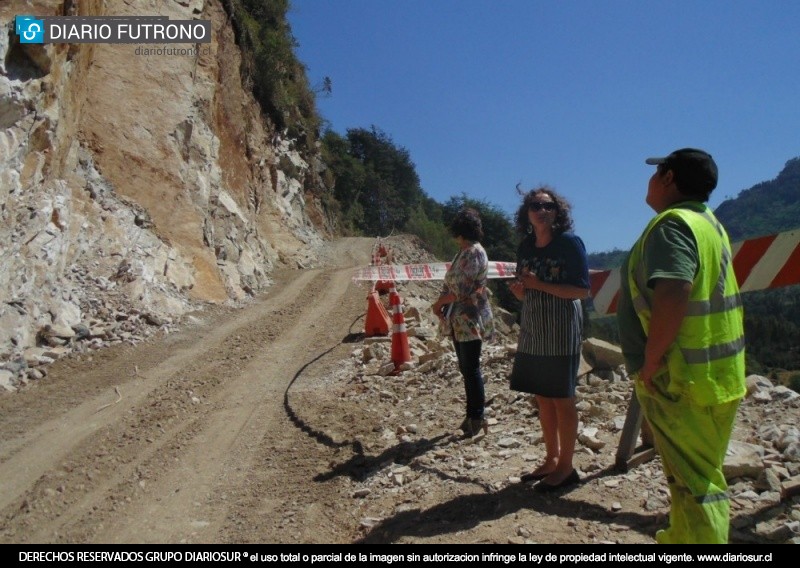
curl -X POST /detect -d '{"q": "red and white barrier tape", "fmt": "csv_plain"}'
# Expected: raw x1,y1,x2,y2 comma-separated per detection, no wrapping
354,228,800,316
353,261,518,282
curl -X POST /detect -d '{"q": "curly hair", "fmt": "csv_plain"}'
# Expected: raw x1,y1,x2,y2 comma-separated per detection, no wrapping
449,207,484,242
514,185,575,237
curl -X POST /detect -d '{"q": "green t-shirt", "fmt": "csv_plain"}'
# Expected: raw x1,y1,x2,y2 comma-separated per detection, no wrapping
617,217,699,373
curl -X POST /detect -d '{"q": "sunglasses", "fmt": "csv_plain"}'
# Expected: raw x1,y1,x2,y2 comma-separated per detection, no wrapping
529,202,557,212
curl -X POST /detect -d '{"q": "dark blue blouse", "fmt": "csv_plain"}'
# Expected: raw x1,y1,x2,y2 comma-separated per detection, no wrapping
516,232,589,288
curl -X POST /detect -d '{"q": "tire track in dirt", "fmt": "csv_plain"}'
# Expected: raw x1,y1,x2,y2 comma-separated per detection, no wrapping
0,238,375,543
0,269,321,542
215,268,371,544
88,266,363,543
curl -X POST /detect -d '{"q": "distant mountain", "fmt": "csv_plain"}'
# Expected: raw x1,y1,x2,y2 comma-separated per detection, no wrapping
714,157,800,241
714,157,800,375
587,157,800,270
587,249,628,270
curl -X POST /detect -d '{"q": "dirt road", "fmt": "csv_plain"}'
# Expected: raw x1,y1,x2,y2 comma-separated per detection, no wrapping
0,238,377,544
2,236,794,545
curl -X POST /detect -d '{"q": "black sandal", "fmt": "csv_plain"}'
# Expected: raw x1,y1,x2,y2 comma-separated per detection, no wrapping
520,471,549,483
533,469,580,493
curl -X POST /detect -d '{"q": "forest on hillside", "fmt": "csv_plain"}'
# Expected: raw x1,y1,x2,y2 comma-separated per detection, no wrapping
232,0,799,379
714,157,800,241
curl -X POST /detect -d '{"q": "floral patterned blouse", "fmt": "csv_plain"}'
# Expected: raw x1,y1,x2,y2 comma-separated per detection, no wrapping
439,242,495,343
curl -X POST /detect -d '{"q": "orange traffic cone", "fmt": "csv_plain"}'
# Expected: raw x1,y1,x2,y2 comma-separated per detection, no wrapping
389,285,411,370
364,291,391,337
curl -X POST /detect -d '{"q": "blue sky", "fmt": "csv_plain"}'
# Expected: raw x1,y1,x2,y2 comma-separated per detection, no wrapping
288,1,800,254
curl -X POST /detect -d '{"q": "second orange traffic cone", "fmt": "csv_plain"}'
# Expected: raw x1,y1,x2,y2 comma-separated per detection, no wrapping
375,279,394,294
389,285,411,370
364,291,391,337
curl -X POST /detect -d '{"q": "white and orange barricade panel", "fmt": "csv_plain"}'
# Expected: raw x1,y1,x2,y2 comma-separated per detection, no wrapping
589,228,800,315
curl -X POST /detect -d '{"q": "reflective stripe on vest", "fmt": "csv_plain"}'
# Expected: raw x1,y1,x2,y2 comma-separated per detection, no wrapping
627,202,746,405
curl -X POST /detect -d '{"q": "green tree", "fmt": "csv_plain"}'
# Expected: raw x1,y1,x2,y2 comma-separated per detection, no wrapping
348,127,424,234
715,157,800,241
321,131,367,234
441,194,516,263
321,126,428,236
587,248,628,269
404,206,454,260
225,0,321,150
440,195,519,313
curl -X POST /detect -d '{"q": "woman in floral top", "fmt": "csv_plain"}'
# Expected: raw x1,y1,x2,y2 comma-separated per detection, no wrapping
432,208,495,438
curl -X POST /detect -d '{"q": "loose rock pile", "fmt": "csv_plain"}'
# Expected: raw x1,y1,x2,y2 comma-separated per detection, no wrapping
305,255,800,543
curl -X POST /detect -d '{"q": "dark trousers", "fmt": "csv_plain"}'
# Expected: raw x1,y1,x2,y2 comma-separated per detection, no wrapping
453,339,485,419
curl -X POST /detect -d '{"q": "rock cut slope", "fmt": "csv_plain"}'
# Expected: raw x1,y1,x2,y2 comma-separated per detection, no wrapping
1,0,329,387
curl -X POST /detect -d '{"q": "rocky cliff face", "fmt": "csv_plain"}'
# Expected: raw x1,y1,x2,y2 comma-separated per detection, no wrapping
0,0,329,377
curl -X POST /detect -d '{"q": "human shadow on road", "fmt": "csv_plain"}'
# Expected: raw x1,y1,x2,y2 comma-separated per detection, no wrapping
312,433,461,485
284,314,451,468
284,314,474,486
354,462,776,544
354,465,662,543
283,314,776,544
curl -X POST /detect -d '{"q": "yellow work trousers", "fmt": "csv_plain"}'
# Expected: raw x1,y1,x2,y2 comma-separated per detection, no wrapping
635,376,740,544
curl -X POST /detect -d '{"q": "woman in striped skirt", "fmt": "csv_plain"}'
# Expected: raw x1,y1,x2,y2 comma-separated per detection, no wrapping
508,186,590,492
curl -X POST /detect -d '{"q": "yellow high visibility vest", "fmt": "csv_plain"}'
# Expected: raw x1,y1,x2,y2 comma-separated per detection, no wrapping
627,202,746,405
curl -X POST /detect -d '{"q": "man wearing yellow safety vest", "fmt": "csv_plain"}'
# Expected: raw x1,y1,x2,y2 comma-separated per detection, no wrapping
617,148,746,544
